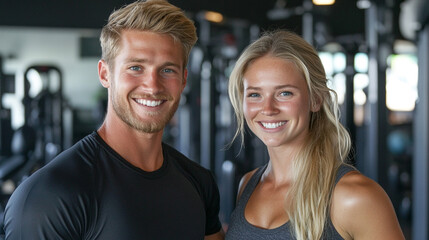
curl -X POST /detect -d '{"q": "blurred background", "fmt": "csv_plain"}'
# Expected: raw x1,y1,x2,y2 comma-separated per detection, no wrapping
0,0,427,239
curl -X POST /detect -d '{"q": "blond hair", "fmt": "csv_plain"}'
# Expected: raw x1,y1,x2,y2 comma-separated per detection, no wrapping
228,30,351,239
100,0,197,68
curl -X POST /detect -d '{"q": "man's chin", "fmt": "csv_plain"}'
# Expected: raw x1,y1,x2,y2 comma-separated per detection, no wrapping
138,125,164,134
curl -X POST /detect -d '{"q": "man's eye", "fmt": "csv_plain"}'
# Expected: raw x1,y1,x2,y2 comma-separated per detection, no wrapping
162,68,174,73
130,66,141,71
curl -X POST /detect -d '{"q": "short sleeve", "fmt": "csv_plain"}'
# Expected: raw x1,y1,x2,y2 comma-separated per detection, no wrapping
3,148,95,240
203,171,222,235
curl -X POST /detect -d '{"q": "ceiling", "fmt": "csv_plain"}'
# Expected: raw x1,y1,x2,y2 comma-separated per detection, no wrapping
0,1,365,33
0,0,420,43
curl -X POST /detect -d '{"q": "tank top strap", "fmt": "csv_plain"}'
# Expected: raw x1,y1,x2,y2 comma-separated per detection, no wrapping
236,164,268,207
335,163,357,184
323,164,358,240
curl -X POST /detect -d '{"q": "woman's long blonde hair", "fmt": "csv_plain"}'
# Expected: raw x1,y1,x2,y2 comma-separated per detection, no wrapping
228,30,351,239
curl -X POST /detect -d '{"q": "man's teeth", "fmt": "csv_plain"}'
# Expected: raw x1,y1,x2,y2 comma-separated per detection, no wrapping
261,122,286,129
136,99,162,107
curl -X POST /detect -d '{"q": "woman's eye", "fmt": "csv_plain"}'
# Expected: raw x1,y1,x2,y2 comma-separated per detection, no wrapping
247,93,260,98
280,91,292,97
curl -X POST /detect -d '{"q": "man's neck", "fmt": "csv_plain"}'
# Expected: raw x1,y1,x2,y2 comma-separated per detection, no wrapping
97,118,165,172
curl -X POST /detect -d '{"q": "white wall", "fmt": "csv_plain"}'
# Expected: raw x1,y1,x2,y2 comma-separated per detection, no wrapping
0,27,103,128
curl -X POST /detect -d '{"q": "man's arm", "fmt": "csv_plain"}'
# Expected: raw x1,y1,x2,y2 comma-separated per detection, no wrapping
3,155,89,240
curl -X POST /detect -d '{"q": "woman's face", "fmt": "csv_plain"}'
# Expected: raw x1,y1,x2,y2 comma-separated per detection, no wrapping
243,55,314,148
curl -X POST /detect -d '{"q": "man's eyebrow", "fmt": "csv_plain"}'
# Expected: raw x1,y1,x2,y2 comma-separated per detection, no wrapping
124,58,148,63
124,58,182,69
161,62,182,69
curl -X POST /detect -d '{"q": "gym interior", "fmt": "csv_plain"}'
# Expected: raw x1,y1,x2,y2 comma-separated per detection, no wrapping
0,0,428,239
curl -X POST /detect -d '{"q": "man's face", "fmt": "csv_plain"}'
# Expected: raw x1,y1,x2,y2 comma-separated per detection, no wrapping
102,30,187,133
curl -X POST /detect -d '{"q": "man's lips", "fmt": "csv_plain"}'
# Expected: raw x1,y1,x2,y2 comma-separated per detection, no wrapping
134,98,164,107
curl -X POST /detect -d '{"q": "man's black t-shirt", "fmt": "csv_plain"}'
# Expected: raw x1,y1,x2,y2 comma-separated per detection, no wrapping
4,132,222,239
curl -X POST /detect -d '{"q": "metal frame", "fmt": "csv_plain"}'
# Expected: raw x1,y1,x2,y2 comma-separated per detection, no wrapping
412,23,429,240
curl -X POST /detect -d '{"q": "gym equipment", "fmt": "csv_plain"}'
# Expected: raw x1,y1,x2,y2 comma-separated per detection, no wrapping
23,65,64,164
0,57,14,157
0,65,66,208
0,125,37,182
175,15,266,226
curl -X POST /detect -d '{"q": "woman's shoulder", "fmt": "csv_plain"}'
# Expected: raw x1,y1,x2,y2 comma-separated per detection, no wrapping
236,168,261,202
330,171,405,239
334,170,379,199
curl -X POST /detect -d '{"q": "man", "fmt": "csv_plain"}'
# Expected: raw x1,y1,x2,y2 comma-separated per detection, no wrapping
3,1,224,239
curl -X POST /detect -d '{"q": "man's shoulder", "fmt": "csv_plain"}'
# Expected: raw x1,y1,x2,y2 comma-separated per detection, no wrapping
162,142,210,174
63,131,101,161
10,133,102,199
52,132,103,168
3,133,103,240
162,143,217,195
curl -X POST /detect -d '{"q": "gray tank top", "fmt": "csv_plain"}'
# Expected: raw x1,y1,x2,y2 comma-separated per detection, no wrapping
225,164,356,240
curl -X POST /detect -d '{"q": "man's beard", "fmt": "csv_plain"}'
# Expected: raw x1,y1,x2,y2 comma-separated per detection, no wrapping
111,91,179,133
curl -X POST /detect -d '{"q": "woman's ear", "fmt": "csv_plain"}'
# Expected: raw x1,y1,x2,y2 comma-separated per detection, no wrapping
311,96,322,112
98,60,110,88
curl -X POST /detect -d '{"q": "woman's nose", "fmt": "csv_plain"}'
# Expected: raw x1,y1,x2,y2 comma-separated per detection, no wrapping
261,98,280,116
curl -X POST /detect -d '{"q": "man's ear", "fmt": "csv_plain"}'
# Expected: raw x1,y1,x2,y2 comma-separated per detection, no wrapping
98,60,110,88
182,68,188,92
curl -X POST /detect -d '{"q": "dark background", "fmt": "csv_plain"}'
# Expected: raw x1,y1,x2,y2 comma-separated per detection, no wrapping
0,0,382,37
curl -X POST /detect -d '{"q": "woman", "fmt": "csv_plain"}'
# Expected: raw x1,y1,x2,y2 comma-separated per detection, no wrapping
226,30,404,239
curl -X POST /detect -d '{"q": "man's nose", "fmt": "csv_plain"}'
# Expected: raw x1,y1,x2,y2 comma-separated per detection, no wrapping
142,70,163,93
